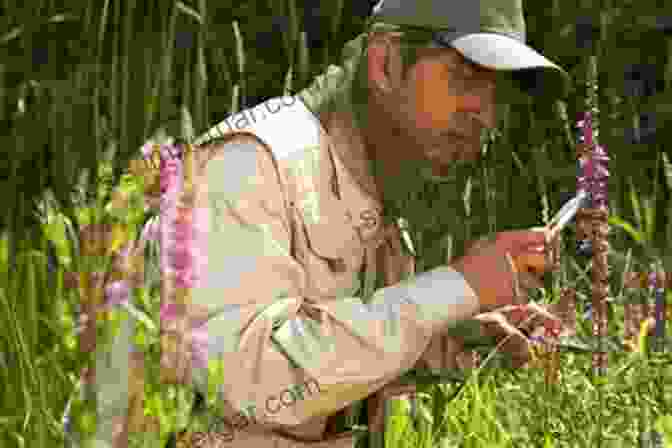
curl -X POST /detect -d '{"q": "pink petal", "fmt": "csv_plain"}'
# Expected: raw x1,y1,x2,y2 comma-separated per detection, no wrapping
169,252,192,271
190,327,209,368
141,143,155,160
171,222,193,241
175,269,194,289
160,302,180,321
105,280,131,307
160,144,182,161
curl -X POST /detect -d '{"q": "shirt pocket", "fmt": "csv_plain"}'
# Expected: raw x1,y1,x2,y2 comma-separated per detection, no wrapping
292,200,364,299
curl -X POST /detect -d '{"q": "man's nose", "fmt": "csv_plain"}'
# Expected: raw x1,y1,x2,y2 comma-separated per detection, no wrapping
462,80,497,128
457,95,483,114
458,96,496,130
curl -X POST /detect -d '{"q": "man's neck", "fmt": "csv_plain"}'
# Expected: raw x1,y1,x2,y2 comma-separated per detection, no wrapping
316,100,384,203
295,37,406,216
321,94,417,229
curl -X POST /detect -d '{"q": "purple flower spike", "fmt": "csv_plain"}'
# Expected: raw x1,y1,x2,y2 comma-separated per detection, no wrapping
577,112,594,147
576,116,609,209
593,144,610,159
160,144,182,161
648,271,657,287
593,165,609,180
160,159,180,194
105,280,131,307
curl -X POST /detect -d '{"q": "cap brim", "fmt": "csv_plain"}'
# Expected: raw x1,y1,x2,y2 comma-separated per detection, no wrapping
450,34,558,70
442,33,571,95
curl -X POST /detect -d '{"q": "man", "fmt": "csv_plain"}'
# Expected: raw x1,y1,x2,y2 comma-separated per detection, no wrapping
72,1,574,447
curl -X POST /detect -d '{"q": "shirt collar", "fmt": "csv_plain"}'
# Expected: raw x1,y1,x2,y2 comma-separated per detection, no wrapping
320,110,386,242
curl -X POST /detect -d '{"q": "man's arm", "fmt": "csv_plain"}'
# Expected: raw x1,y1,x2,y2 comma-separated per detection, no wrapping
178,135,480,427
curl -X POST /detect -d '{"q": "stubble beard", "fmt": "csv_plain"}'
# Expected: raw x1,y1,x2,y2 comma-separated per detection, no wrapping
365,91,483,223
390,112,483,178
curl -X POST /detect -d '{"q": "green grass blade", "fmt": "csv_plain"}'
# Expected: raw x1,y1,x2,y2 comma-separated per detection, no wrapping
298,31,310,88
232,20,246,104
608,215,643,245
627,176,644,235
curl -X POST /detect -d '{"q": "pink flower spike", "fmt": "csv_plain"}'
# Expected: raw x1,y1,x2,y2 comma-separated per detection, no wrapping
190,327,209,368
160,302,180,321
160,144,182,161
141,142,155,160
648,271,658,289
175,269,194,289
169,250,192,272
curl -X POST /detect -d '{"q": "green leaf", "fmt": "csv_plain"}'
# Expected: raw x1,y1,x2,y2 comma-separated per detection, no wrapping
556,334,625,353
0,415,23,425
398,367,466,386
608,215,643,244
662,152,672,192
181,105,195,143
418,403,434,426
44,213,73,266
627,176,644,235
176,1,203,23
655,415,672,445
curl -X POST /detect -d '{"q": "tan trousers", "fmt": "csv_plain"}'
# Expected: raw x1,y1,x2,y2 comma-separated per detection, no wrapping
174,330,463,448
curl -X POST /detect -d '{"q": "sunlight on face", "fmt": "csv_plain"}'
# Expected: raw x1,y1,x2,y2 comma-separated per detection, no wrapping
412,55,464,129
393,47,498,167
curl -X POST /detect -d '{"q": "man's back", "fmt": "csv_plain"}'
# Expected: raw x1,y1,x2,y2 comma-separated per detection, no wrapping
159,94,478,446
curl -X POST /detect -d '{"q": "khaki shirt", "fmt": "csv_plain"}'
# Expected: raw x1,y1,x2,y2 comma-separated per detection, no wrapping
77,96,479,448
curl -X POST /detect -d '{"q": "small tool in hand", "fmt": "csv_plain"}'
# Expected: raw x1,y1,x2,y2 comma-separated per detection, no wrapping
545,190,589,240
510,191,589,283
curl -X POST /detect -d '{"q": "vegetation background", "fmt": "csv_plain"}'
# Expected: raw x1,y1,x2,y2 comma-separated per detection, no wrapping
1,0,671,447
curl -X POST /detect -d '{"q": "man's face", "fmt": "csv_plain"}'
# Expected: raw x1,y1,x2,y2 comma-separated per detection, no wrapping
372,42,498,174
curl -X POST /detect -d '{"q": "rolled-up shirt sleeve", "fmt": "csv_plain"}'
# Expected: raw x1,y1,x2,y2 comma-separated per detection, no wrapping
187,136,480,427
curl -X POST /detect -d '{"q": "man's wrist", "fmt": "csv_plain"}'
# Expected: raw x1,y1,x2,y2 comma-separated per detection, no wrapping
448,261,485,313
398,265,480,331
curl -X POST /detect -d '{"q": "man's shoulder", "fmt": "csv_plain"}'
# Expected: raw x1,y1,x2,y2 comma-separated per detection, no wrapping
194,96,328,202
194,96,323,164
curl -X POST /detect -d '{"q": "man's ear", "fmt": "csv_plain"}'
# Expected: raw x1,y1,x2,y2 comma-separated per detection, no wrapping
367,34,401,93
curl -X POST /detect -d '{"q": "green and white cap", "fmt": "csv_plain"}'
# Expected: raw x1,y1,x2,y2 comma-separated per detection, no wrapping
371,0,570,94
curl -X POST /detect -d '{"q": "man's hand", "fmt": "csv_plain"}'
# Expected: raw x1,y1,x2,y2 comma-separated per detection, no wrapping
470,303,564,368
450,228,550,312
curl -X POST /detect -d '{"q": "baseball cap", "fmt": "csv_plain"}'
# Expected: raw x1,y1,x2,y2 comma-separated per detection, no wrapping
370,0,571,96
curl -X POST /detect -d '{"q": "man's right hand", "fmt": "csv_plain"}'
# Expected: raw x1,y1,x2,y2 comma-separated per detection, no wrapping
450,229,551,312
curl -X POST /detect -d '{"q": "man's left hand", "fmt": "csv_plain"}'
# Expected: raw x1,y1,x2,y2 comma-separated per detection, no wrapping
470,302,566,369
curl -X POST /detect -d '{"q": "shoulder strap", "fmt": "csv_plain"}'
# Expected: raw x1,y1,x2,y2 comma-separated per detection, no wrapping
194,96,321,164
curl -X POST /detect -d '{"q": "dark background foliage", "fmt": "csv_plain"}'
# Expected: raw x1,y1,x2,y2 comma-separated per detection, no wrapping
1,1,672,446
1,0,670,249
